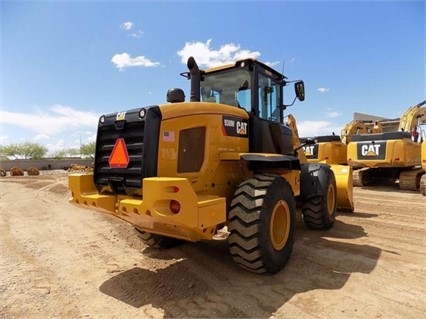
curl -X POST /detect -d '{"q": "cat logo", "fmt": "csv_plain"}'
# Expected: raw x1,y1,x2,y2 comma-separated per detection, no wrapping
116,112,126,121
361,144,380,156
303,145,314,156
236,121,248,135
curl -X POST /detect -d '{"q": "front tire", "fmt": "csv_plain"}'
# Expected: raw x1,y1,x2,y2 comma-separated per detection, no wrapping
228,173,296,274
302,170,337,230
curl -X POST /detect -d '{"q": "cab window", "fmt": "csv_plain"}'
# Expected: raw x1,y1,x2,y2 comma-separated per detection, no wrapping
258,73,281,122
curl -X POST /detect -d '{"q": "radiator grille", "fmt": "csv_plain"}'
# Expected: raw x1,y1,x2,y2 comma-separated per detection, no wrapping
93,106,161,194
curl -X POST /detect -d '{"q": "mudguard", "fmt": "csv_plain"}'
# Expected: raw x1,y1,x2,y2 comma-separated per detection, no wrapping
300,163,333,200
300,163,354,212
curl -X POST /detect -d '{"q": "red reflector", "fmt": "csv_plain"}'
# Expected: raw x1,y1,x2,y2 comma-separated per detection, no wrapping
173,186,180,193
109,138,130,168
169,200,181,214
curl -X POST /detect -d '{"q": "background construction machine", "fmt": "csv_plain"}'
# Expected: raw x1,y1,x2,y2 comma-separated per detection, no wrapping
341,119,384,145
300,119,381,173
289,120,354,212
421,140,426,196
347,100,426,190
69,57,353,274
302,117,386,166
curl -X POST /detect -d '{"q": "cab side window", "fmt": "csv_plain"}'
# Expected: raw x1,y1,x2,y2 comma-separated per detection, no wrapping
258,73,281,122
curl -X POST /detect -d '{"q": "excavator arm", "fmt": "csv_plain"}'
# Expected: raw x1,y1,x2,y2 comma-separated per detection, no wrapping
398,100,426,133
340,120,381,145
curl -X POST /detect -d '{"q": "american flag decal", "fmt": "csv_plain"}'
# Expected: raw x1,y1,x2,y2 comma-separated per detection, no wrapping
163,131,175,142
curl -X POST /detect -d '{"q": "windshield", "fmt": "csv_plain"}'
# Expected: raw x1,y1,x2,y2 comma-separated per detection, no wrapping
201,69,251,111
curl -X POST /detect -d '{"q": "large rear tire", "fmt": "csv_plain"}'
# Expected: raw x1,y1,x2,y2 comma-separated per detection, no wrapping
134,227,183,249
302,170,337,230
228,173,296,274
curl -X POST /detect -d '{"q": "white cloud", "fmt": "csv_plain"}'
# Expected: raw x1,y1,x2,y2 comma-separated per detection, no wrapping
34,133,50,140
325,111,342,118
317,87,330,93
0,135,8,143
120,21,134,30
297,120,342,137
46,140,65,154
111,53,160,70
1,105,99,154
86,133,96,143
0,105,99,136
130,30,144,38
177,39,261,68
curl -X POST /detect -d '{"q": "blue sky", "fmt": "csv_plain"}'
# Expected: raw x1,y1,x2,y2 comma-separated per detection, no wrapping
1,0,425,155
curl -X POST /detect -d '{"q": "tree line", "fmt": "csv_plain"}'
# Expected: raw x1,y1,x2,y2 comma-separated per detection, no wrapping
0,142,96,160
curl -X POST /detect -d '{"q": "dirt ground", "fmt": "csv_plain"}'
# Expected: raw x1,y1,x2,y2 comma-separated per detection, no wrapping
1,172,425,319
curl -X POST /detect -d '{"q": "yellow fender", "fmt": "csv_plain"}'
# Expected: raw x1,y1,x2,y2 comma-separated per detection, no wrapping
329,164,354,212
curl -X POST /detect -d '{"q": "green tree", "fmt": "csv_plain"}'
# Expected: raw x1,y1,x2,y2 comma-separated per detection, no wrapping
80,142,96,158
0,142,48,159
53,148,80,159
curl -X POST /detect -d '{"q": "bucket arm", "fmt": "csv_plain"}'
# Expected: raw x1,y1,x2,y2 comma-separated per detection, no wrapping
285,114,307,163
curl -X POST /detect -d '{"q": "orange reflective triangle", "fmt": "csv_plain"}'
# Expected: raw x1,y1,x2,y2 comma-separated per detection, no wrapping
109,138,130,168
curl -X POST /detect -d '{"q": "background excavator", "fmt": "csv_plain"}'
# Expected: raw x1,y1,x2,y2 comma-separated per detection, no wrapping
69,56,353,274
300,118,382,167
341,120,383,145
347,100,426,190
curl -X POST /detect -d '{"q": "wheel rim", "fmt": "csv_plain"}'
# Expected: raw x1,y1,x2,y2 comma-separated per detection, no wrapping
270,200,291,250
327,183,336,215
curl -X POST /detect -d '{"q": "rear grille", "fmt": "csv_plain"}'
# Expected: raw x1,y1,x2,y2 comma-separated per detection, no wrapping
95,121,144,187
93,106,161,195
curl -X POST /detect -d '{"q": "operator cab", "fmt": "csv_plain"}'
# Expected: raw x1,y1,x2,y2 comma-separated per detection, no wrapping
181,57,305,155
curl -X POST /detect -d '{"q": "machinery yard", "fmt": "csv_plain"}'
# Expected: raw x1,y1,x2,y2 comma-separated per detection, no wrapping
2,3,424,318
1,172,425,319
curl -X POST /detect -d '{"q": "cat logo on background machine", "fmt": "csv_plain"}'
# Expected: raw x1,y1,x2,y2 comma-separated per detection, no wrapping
357,141,386,159
303,144,318,159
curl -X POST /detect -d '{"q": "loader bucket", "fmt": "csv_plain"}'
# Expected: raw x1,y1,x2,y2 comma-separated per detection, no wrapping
330,164,354,212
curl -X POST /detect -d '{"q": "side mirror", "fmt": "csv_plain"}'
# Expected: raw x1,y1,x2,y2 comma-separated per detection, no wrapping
294,81,305,102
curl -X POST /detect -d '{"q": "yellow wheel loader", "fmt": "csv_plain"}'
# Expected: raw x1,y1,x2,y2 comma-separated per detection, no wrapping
296,118,371,212
347,100,426,190
291,123,354,212
300,135,347,165
300,118,383,167
69,57,350,274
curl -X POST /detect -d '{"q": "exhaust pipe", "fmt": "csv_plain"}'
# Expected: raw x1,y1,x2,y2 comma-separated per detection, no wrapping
187,57,201,102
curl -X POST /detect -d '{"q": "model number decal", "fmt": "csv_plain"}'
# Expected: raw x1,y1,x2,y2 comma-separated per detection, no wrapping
222,116,248,137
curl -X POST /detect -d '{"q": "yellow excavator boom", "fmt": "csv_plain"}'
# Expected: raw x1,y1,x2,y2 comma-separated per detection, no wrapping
398,100,426,133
